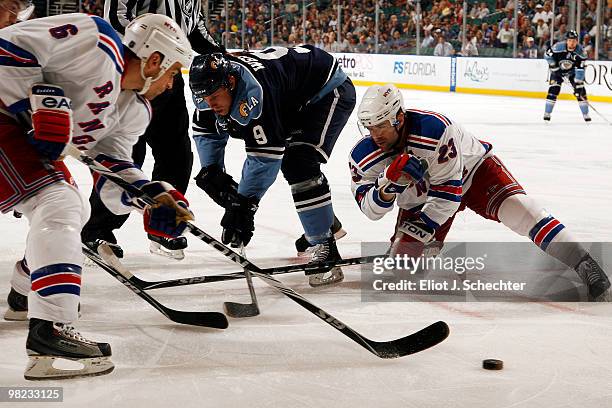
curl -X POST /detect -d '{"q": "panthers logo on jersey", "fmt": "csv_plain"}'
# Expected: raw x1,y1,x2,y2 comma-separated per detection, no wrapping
560,56,575,70
238,101,249,117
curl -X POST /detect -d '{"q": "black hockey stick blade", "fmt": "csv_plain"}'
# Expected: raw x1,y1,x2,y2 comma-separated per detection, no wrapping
248,270,449,358
223,247,260,318
367,321,450,358
223,301,260,318
83,246,229,329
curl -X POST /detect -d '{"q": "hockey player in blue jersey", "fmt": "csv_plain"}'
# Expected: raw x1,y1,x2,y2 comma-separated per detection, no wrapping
189,47,356,287
544,30,590,122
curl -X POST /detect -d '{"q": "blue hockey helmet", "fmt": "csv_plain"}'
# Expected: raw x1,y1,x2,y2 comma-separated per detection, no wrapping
189,53,238,98
566,30,578,40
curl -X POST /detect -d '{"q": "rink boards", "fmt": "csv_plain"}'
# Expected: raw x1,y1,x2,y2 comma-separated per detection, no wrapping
332,52,612,103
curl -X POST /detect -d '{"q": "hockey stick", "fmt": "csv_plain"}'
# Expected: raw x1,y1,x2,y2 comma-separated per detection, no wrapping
585,101,612,125
131,254,383,290
561,77,611,125
83,245,229,329
248,269,450,358
90,243,449,357
223,246,260,318
66,148,451,355
64,145,379,278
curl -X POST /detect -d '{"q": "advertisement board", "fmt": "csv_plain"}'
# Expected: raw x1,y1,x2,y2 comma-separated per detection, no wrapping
331,52,611,103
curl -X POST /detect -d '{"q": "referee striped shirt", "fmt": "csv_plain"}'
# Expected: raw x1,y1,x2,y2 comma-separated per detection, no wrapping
104,0,222,54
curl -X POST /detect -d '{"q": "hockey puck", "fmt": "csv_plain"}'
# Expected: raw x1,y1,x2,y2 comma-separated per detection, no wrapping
482,359,503,370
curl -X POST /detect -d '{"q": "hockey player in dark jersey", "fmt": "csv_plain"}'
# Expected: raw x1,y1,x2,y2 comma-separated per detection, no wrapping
189,47,356,287
544,30,590,122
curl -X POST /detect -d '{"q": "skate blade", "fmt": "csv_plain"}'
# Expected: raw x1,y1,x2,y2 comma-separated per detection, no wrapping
4,308,27,321
24,354,114,380
149,242,185,261
308,268,344,288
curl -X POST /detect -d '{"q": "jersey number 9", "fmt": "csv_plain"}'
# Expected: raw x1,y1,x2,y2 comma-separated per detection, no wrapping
253,125,268,145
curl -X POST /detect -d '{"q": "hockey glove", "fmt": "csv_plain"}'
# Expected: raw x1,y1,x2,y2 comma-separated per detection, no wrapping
376,153,425,196
27,84,73,160
397,215,436,244
548,62,559,73
221,194,259,247
142,181,194,239
194,164,239,208
390,213,436,258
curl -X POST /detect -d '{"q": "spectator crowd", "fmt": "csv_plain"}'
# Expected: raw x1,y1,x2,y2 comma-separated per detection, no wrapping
77,0,611,59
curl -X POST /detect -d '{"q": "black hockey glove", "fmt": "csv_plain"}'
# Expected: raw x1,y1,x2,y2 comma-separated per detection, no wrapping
548,61,559,73
221,194,259,247
194,164,239,208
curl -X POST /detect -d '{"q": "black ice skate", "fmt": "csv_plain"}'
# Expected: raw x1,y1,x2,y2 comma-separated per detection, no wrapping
304,237,344,287
4,287,28,321
295,216,347,256
543,112,551,121
574,254,612,302
24,318,114,380
148,233,187,260
583,113,591,122
84,239,124,259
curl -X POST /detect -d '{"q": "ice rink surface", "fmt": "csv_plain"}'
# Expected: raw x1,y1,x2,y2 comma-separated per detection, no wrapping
1,82,612,407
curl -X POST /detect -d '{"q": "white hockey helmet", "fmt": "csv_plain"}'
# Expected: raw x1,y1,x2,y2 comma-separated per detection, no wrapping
1,0,34,21
357,84,404,129
123,13,194,94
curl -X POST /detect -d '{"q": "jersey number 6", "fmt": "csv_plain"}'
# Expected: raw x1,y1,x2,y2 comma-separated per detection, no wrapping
49,24,78,39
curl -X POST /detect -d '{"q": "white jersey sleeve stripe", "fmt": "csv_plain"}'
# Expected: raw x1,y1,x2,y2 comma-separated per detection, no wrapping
91,16,125,75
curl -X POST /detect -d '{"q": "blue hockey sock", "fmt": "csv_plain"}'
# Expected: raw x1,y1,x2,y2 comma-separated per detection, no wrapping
545,99,555,114
579,101,589,116
298,204,334,245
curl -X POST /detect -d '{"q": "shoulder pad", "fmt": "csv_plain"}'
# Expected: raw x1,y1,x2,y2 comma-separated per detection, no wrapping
350,137,380,164
552,42,567,53
404,109,450,152
350,137,394,172
574,45,588,59
229,62,263,126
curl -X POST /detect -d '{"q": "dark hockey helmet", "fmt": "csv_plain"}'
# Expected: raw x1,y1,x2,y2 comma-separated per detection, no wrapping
189,53,237,98
566,30,578,40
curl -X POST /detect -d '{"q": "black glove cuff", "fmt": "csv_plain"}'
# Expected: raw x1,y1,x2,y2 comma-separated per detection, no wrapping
234,194,260,215
194,165,239,208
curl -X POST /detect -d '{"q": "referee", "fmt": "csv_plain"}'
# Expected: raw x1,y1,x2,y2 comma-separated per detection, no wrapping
82,0,223,259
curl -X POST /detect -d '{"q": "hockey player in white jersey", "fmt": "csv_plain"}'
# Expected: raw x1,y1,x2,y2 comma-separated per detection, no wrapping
350,84,611,301
0,13,194,379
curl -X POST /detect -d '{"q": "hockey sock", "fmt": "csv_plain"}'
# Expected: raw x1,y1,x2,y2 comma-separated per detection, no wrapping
529,215,586,269
545,83,560,114
291,174,334,245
